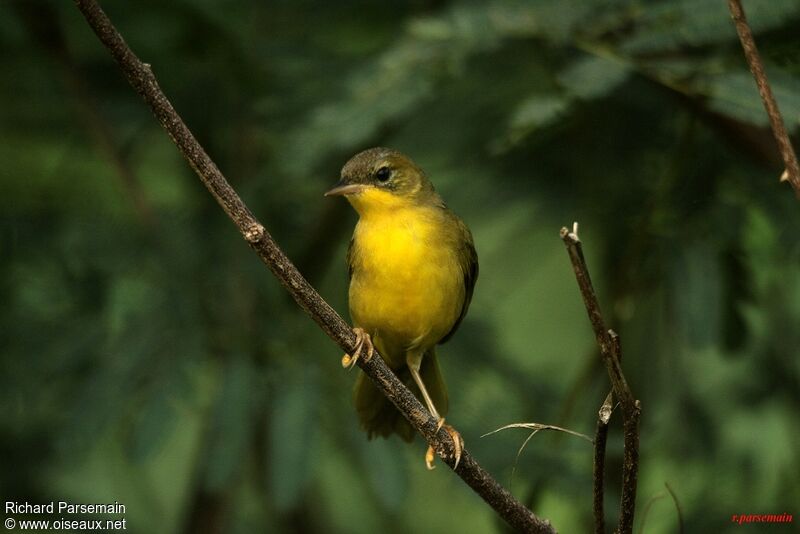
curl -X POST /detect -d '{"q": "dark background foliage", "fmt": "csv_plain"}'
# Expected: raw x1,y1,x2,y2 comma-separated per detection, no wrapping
1,1,798,532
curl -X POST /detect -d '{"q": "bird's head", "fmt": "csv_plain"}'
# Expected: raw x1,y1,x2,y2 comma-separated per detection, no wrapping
325,147,439,215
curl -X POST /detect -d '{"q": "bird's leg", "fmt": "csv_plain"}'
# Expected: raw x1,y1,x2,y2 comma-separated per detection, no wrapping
406,352,464,470
341,327,374,369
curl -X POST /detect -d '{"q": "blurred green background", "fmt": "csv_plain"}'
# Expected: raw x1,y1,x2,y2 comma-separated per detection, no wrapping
2,1,799,532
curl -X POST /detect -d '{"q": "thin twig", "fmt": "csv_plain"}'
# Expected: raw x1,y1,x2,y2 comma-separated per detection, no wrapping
483,422,593,490
482,422,593,443
727,0,800,197
559,225,637,415
594,331,622,534
663,483,684,534
560,223,641,534
592,390,613,534
637,492,665,534
619,404,641,534
636,483,684,534
72,1,555,532
611,332,641,534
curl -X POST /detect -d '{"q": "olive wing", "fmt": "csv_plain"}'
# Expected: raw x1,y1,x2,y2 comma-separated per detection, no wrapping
439,220,478,344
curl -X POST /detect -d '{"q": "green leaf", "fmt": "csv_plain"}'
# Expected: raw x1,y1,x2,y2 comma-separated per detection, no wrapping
509,95,569,131
558,55,630,100
703,68,800,128
621,0,800,53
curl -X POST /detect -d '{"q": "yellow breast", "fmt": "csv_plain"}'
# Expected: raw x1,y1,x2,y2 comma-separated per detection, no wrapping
348,200,464,362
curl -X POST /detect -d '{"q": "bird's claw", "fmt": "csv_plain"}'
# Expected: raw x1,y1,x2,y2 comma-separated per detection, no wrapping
341,327,374,369
425,418,464,470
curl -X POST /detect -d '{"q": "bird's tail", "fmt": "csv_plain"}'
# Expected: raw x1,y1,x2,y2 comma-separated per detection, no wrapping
353,348,448,442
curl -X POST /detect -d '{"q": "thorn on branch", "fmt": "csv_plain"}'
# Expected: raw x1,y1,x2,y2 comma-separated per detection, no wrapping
593,400,611,534
559,221,580,244
244,222,265,244
598,391,613,425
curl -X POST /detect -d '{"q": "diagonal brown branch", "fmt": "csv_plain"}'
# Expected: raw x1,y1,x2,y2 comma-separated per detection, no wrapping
727,0,800,197
72,1,555,532
560,223,641,534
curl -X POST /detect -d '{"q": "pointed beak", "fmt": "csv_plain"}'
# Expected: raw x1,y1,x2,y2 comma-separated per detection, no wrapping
324,181,366,197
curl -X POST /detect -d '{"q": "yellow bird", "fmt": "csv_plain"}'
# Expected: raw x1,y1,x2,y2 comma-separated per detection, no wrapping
325,147,478,469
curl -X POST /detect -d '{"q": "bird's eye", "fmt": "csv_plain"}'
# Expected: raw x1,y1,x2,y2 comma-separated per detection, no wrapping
375,166,392,182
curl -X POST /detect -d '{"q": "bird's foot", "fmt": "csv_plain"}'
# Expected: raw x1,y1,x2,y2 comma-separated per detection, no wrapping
425,418,464,471
341,327,374,369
